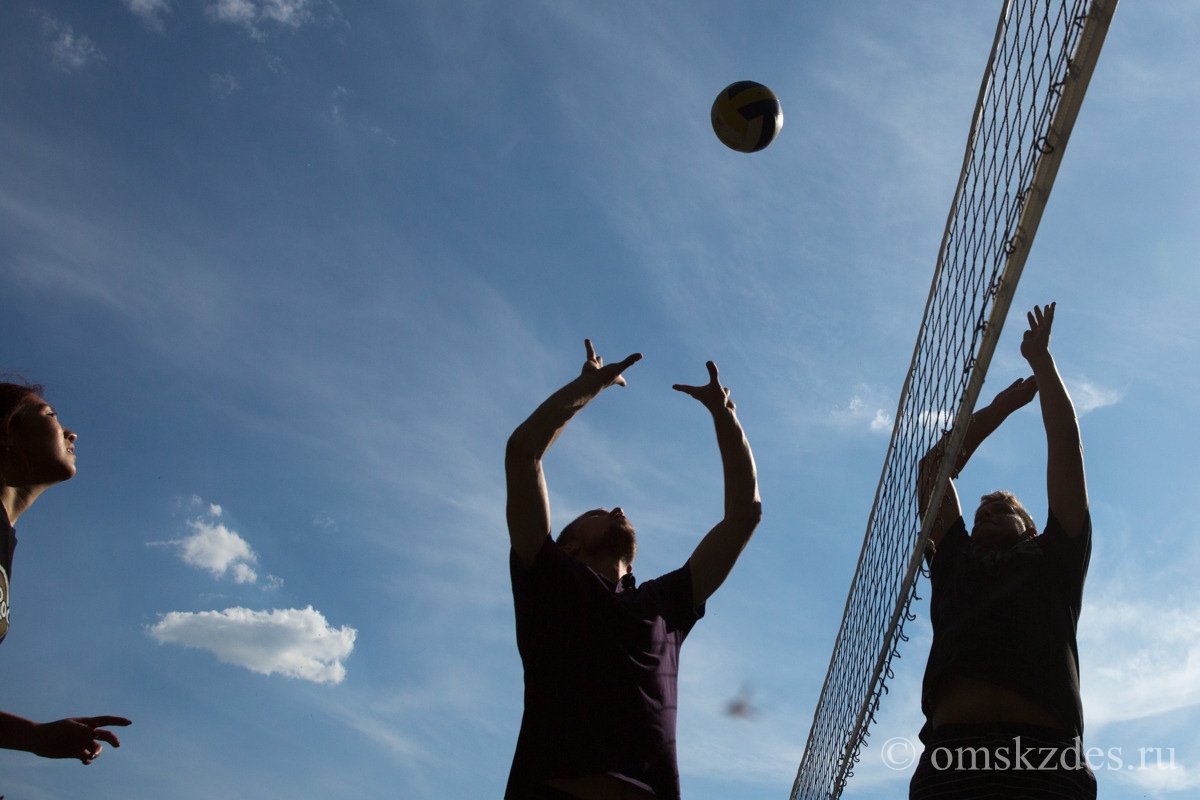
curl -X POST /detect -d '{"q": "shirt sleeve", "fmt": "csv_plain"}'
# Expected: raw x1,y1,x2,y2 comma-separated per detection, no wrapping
644,564,705,637
1039,509,1092,610
927,516,968,574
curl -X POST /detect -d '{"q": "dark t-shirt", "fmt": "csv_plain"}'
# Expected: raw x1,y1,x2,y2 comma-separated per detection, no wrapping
1,512,16,645
922,510,1091,738
506,536,704,799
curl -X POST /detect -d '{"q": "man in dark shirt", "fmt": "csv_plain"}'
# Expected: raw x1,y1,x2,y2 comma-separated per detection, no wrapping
911,303,1095,799
505,341,762,800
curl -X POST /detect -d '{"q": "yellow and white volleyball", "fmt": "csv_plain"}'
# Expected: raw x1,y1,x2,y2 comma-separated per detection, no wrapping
711,81,783,153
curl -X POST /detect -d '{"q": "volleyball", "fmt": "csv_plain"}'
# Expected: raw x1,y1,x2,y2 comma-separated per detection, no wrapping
711,81,783,153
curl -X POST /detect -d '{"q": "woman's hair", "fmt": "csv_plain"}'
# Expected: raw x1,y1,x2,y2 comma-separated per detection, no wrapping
1,379,45,444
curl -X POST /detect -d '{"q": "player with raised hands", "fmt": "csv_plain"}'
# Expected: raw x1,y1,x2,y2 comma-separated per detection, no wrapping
912,303,1095,799
504,341,761,800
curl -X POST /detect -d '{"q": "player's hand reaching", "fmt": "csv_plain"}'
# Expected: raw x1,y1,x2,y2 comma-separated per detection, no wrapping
1020,302,1056,364
582,339,641,388
673,361,736,415
993,375,1039,414
29,716,131,765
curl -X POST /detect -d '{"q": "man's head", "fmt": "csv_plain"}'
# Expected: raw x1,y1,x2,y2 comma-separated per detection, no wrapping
971,490,1037,551
557,507,637,574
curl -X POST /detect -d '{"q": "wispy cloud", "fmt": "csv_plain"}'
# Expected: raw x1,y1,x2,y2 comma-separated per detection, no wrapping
831,393,894,434
209,72,240,98
34,11,105,73
125,0,172,32
1119,762,1200,795
1081,597,1200,726
1071,377,1123,415
147,606,356,684
327,85,395,144
205,0,336,40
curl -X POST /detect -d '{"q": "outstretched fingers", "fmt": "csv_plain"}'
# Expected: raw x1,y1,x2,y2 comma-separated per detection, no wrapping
996,375,1038,411
86,720,131,749
673,361,735,411
1021,302,1056,361
82,715,132,729
582,339,642,387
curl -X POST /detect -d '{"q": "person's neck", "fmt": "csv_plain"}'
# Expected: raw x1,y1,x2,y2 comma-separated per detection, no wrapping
574,551,631,586
0,484,44,526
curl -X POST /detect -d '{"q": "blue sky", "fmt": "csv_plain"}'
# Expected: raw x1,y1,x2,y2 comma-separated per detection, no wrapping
1,1,1197,798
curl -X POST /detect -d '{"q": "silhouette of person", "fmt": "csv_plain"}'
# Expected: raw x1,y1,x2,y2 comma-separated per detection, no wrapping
504,341,762,800
911,304,1095,798
0,380,130,765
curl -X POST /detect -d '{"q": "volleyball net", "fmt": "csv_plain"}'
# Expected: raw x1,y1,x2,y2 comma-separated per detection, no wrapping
790,1,1117,797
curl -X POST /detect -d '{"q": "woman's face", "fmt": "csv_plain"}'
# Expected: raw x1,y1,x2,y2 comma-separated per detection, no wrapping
6,396,77,485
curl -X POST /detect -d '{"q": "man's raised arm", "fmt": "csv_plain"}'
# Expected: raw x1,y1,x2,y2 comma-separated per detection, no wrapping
1020,303,1088,537
506,340,641,568
675,362,762,610
918,375,1039,548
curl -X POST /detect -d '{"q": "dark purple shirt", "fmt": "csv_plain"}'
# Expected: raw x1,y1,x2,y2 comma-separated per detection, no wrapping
922,510,1091,739
506,536,703,799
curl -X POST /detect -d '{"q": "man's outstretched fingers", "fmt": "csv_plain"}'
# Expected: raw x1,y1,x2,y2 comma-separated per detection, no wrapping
83,716,132,729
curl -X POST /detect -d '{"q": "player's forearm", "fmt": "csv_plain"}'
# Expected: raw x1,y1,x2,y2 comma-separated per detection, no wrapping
1027,352,1080,448
712,409,762,526
916,396,1012,518
1028,351,1087,525
956,396,1020,473
506,375,608,559
507,374,605,463
0,711,38,753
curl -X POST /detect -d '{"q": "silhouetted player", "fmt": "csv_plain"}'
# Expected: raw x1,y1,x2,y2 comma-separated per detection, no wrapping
0,381,131,763
912,304,1095,798
505,341,761,800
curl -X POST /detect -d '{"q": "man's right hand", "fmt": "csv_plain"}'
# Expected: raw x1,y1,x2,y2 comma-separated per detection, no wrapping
582,339,641,389
992,375,1039,414
1020,302,1056,365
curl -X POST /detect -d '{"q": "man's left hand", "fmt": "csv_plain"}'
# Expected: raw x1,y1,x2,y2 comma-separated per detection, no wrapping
673,361,735,414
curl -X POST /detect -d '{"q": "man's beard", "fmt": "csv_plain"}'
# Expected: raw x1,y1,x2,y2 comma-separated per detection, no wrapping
596,516,637,564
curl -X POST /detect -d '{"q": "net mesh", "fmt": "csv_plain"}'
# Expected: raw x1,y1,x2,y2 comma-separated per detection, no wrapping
790,1,1116,797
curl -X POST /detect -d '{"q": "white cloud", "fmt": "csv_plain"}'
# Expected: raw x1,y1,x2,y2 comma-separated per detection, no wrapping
35,12,105,74
147,606,356,684
832,394,894,435
205,0,331,39
206,0,258,27
172,517,260,583
1081,598,1200,726
1119,761,1200,794
125,0,171,32
1071,377,1122,415
916,407,955,432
